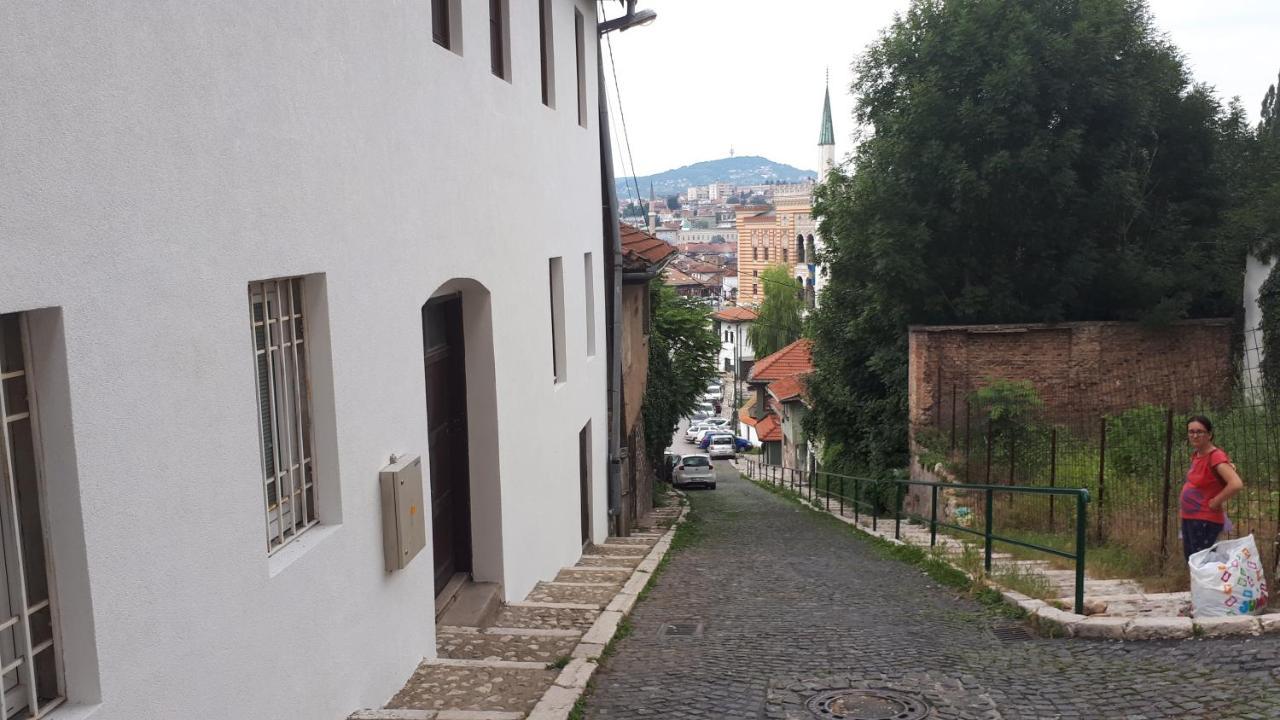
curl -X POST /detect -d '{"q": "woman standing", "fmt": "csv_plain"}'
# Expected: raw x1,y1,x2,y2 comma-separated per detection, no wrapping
1180,415,1244,560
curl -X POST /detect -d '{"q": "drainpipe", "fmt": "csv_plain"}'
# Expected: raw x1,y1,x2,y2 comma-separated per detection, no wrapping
599,53,625,538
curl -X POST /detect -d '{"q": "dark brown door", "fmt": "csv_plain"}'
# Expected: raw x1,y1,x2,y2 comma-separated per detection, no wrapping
579,424,591,544
424,295,472,596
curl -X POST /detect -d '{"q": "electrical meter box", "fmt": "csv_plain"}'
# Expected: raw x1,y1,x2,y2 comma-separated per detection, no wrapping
379,455,427,572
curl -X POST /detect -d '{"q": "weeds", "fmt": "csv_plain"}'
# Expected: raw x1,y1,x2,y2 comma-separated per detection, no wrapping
547,655,571,670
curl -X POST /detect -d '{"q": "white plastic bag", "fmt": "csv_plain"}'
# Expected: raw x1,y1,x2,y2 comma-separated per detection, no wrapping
1188,534,1270,618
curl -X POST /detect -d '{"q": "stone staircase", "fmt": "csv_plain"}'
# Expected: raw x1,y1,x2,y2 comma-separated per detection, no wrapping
350,503,684,720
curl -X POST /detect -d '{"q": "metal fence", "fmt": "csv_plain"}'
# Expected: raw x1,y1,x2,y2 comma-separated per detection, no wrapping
742,457,1091,614
919,325,1280,584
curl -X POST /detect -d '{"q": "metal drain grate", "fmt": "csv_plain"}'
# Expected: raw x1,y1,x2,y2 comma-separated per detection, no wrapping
659,622,703,638
991,622,1034,642
805,689,931,720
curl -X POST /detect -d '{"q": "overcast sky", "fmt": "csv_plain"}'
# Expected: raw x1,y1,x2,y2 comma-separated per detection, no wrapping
600,1,1280,177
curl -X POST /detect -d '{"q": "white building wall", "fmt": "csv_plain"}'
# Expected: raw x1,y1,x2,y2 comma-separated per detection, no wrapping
1243,254,1276,392
0,2,607,719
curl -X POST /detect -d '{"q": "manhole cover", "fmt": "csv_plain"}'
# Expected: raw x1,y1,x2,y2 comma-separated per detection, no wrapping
805,689,931,720
659,622,703,638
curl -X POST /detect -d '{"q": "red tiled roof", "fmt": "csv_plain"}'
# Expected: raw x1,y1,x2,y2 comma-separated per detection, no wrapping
711,306,758,323
748,339,814,383
738,407,758,427
768,374,807,403
620,223,676,271
756,414,782,442
662,267,710,287
676,242,736,255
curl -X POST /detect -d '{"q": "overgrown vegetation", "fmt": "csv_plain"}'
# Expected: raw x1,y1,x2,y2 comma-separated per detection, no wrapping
807,0,1263,477
747,264,805,357
640,281,718,471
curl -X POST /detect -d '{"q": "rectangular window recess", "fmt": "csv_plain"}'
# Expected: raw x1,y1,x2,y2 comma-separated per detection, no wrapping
574,9,587,128
489,0,510,80
549,258,567,383
0,312,66,718
539,0,555,107
584,253,596,357
250,278,319,555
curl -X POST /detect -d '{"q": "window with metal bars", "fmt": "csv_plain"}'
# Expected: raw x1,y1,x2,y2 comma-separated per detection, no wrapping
249,279,318,553
0,313,64,719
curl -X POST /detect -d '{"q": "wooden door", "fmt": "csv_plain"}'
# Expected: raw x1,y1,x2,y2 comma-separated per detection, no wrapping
423,296,472,596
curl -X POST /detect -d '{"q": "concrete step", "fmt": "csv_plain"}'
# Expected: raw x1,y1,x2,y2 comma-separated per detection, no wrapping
437,581,503,629
382,659,557,716
436,626,580,664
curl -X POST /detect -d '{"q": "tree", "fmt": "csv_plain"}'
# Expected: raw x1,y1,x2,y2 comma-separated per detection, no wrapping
621,201,648,219
807,0,1251,473
748,264,804,357
666,194,682,211
640,281,719,470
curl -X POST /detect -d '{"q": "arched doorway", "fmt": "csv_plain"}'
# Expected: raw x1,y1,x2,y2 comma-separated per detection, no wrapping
422,280,503,602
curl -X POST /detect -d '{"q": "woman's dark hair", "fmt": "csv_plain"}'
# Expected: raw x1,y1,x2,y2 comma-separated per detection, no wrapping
1187,415,1214,436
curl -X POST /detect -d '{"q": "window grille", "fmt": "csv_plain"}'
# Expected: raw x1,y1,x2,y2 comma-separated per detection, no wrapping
0,313,64,719
249,279,317,553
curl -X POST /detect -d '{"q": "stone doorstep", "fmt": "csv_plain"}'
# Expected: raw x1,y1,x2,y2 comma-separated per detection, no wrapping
562,565,633,572
540,581,619,588
352,712,525,720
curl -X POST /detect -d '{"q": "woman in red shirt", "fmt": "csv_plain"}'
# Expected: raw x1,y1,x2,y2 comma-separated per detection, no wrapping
1180,415,1244,560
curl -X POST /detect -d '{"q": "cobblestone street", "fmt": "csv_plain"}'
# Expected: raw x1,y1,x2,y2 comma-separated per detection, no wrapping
581,463,1280,719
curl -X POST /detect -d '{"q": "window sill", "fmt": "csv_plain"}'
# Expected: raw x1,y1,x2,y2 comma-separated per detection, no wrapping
268,524,341,578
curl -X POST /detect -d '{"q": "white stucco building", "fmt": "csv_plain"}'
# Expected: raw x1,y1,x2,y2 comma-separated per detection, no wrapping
0,2,609,719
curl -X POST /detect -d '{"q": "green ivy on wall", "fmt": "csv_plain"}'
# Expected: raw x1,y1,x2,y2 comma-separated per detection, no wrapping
1260,262,1280,400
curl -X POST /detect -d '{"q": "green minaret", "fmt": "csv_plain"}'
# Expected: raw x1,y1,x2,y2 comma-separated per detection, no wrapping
818,73,835,177
818,84,834,147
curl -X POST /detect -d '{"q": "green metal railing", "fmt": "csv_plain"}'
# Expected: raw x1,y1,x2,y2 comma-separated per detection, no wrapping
742,458,1091,615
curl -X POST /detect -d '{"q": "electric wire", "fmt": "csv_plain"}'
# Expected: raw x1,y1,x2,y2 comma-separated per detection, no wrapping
605,32,644,210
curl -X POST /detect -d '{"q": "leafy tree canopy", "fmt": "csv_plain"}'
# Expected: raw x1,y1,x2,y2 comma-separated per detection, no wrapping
748,264,806,357
808,0,1252,473
666,194,681,210
641,280,719,469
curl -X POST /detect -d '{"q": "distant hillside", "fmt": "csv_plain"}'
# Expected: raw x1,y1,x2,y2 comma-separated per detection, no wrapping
615,156,815,200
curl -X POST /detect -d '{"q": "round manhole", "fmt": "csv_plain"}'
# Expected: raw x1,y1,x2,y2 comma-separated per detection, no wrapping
805,689,931,720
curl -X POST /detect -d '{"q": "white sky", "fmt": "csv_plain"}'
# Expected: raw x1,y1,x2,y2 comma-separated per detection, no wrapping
600,0,1280,177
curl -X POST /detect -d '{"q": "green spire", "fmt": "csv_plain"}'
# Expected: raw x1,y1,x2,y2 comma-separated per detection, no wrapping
818,82,834,146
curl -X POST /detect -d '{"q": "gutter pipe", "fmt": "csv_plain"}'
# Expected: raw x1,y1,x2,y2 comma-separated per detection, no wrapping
599,50,625,537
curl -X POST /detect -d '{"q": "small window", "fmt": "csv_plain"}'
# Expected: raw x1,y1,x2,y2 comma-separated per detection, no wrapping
549,258,567,383
489,0,510,80
432,0,461,52
250,278,319,553
764,247,770,261
783,248,789,263
539,0,555,106
575,9,587,128
584,253,596,356
752,283,758,295
752,247,758,261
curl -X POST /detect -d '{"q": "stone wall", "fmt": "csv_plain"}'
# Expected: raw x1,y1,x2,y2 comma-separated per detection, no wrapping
908,319,1235,433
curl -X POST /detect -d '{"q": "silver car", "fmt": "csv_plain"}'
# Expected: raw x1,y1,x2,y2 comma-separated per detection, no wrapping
707,434,736,460
673,454,716,490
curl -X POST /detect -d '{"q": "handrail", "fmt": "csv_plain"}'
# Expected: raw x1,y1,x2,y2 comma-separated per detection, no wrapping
741,457,1090,615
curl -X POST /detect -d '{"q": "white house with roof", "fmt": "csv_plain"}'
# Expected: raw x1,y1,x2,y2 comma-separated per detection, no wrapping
0,1,609,718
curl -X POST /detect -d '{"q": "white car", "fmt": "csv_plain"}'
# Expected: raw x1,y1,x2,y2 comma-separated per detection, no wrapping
684,424,712,443
703,417,731,428
707,434,736,459
672,454,716,489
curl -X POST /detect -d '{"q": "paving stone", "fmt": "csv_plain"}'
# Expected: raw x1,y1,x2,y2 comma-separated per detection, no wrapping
1124,617,1193,641
1073,616,1129,640
489,604,600,631
526,582,621,605
386,662,556,714
1193,615,1261,638
576,468,1280,719
555,568,630,584
436,628,579,664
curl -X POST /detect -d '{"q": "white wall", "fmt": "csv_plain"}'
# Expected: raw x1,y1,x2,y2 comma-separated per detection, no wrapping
1243,253,1276,393
0,1,607,718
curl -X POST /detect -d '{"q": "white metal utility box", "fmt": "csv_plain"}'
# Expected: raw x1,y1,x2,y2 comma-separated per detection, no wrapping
379,455,427,572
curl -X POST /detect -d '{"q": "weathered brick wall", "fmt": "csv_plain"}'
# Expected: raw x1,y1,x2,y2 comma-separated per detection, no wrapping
908,319,1235,431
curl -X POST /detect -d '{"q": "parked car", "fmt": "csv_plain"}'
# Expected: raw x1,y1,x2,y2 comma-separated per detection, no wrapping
707,434,737,459
661,452,680,482
685,424,712,443
703,417,731,428
673,454,716,489
733,436,753,451
694,428,721,446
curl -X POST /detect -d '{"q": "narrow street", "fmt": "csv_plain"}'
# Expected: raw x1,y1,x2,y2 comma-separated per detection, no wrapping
582,434,1280,719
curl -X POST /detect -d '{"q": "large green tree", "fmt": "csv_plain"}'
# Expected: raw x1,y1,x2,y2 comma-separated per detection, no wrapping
640,280,719,469
808,0,1251,473
748,264,806,357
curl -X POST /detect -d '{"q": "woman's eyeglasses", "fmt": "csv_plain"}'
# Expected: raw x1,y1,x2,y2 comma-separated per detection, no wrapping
1187,430,1209,436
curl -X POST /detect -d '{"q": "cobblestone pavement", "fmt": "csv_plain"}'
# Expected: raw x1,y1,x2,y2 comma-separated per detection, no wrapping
581,462,1280,719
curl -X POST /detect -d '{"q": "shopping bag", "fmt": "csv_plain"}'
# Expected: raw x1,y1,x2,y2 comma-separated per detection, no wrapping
1188,534,1269,617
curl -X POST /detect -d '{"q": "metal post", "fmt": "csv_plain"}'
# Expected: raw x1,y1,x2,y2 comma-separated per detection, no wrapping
984,488,994,573
894,482,902,540
839,475,844,516
1159,408,1174,560
930,485,938,546
854,477,860,522
1097,416,1107,544
985,420,994,484
964,400,972,483
824,472,830,511
1075,491,1088,616
1048,428,1057,531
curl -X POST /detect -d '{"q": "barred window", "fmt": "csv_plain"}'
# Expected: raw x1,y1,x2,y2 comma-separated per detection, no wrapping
0,313,64,718
250,278,317,553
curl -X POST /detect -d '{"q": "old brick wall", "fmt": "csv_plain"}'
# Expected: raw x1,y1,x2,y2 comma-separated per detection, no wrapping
908,319,1235,432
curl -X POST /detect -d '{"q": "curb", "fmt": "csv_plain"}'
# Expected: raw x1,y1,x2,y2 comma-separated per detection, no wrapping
524,496,690,720
741,469,1280,642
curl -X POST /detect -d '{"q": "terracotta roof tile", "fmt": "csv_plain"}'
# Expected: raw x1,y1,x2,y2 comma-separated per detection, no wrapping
768,374,807,402
738,407,758,427
711,306,758,323
662,267,710,287
620,223,677,271
748,339,814,383
756,414,781,441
